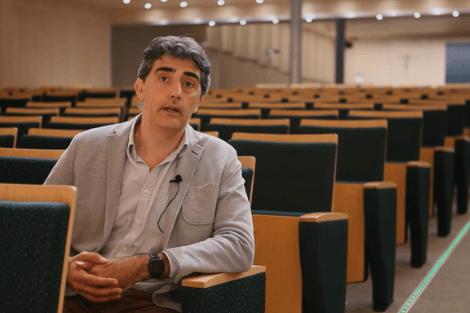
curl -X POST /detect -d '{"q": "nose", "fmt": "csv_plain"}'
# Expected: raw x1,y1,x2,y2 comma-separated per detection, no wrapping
169,80,182,100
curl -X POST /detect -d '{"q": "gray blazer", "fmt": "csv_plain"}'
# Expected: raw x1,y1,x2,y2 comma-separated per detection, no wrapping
45,120,254,306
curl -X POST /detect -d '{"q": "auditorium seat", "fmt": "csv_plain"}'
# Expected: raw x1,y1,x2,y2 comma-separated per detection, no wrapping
206,118,289,141
194,109,261,131
0,148,62,184
62,107,122,122
82,88,117,99
0,128,17,148
199,102,244,109
298,118,396,310
248,102,305,118
230,132,348,313
381,104,456,238
268,109,339,132
181,266,266,313
0,183,76,313
5,107,60,123
0,116,42,137
348,110,431,265
44,116,119,130
0,96,30,113
238,155,255,203
18,128,81,150
26,101,72,114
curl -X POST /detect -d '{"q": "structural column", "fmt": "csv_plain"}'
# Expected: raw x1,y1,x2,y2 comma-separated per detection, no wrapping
289,0,302,84
335,18,345,84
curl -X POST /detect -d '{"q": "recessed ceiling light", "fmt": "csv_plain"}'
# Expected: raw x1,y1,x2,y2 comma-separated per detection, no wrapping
144,2,152,9
240,19,247,25
123,0,131,4
376,14,383,21
452,10,460,17
217,0,225,6
160,0,167,2
413,12,421,18
305,16,313,23
180,1,188,8
432,7,444,15
256,0,264,4
272,17,279,24
209,20,216,26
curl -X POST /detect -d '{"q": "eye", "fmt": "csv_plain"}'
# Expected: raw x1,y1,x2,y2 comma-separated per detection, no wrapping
184,80,194,88
159,76,169,82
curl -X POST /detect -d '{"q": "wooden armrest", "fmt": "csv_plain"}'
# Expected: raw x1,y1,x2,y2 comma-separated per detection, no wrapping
299,212,347,222
182,265,266,288
434,146,455,153
407,161,431,168
364,181,397,189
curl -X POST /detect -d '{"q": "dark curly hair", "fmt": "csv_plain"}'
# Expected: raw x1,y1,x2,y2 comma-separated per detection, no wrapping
137,36,211,95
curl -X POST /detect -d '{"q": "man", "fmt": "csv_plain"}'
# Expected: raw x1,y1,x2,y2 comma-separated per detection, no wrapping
45,36,254,313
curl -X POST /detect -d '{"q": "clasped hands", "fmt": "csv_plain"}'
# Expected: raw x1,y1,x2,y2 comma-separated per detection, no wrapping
67,251,149,303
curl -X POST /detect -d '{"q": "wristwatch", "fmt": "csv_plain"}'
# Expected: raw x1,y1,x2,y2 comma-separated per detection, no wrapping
148,253,164,279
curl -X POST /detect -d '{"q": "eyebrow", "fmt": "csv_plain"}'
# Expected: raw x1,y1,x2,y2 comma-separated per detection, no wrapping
155,66,200,82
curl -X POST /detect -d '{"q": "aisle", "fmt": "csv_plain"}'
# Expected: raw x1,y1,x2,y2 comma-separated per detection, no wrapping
345,210,470,313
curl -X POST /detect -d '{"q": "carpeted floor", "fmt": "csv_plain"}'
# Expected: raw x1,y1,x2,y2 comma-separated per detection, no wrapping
345,208,470,313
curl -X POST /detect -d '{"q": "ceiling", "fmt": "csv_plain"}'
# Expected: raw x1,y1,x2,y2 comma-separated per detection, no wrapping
50,0,470,38
82,0,470,16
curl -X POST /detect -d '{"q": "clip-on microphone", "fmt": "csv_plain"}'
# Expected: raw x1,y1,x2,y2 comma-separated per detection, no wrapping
157,174,183,233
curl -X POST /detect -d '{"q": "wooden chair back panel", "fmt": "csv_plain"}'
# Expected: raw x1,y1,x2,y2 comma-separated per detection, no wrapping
384,163,407,244
332,182,365,283
253,214,302,313
0,183,76,313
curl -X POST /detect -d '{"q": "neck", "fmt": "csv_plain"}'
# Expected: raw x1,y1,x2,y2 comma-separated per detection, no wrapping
134,117,185,170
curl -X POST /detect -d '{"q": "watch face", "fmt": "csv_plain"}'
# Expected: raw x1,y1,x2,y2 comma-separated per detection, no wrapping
149,254,164,278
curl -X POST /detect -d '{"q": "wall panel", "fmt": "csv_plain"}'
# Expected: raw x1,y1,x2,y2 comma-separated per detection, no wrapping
0,0,111,88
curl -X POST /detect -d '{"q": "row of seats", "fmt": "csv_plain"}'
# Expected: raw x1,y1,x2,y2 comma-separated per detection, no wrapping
0,144,345,313
2,84,470,313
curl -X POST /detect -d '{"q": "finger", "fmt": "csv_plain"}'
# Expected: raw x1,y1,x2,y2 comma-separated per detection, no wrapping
73,252,108,264
69,263,119,287
75,261,94,270
74,268,119,287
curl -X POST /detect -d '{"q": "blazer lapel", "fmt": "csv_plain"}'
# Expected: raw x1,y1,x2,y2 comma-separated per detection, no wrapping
161,128,204,247
98,123,131,250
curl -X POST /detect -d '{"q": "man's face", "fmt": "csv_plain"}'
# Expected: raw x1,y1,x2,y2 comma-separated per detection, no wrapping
134,54,202,132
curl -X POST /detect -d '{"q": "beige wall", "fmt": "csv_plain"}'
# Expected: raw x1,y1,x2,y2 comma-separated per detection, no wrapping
204,22,335,88
345,38,447,86
111,25,206,87
0,0,111,88
302,22,336,83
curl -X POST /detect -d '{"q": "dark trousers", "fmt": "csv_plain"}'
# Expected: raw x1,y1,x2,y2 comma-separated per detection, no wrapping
64,289,178,313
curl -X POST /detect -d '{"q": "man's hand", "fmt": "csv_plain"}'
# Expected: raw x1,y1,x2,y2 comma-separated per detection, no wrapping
67,252,123,303
88,254,150,290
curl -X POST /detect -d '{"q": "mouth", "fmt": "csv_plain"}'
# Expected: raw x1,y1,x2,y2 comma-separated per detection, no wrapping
162,106,180,114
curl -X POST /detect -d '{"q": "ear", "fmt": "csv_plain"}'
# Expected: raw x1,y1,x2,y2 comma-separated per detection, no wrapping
134,78,145,102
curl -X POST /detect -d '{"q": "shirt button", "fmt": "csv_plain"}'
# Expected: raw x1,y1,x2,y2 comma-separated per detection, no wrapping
121,245,128,252
143,188,149,195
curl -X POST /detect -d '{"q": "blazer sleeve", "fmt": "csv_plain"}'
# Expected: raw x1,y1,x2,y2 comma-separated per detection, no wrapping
44,135,79,186
163,146,255,283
